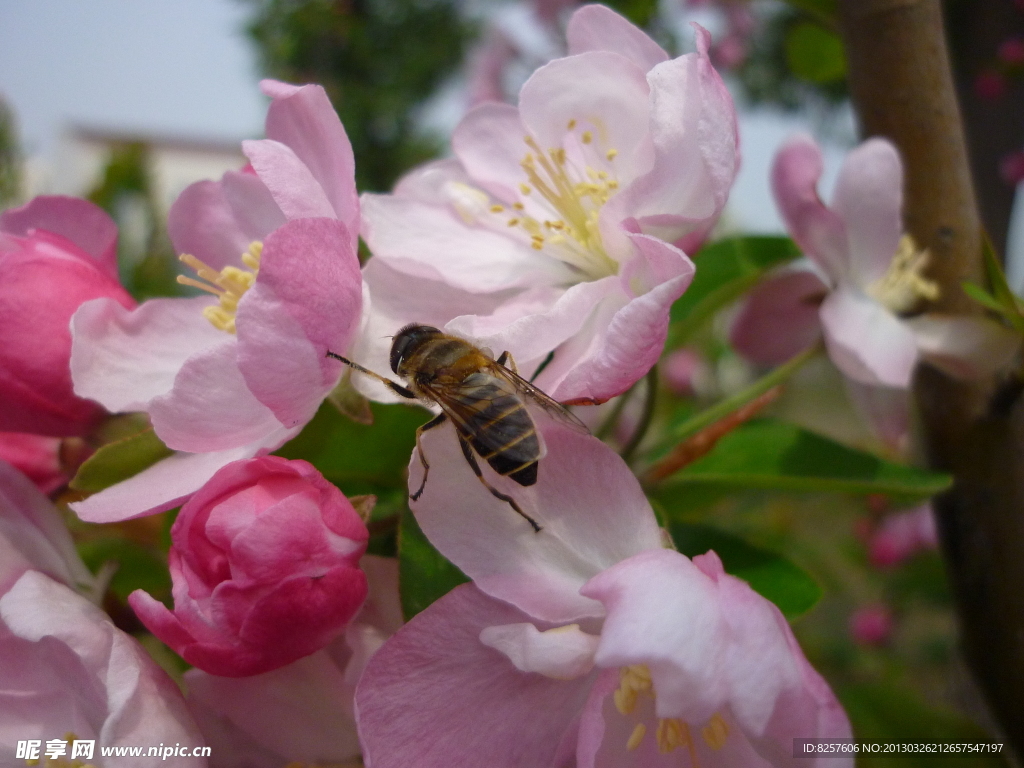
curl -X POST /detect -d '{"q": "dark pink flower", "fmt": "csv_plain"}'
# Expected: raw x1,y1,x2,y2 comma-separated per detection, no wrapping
849,604,893,647
184,555,401,766
129,456,368,677
0,433,64,494
0,196,134,437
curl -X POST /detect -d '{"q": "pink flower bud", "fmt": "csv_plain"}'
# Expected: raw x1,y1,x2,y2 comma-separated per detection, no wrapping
849,604,893,647
0,196,134,437
0,433,64,494
661,348,706,397
868,504,937,567
129,456,369,677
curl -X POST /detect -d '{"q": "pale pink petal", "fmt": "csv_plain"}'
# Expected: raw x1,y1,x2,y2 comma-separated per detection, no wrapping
907,314,1021,380
236,218,362,427
1,572,207,767
410,420,662,623
360,192,567,292
262,81,359,245
0,460,94,595
819,288,919,388
610,26,739,250
69,426,298,523
243,139,337,221
185,650,360,764
843,379,911,452
452,102,533,204
349,259,507,403
355,584,595,768
168,174,284,271
479,622,599,680
831,138,904,288
446,277,618,373
0,196,119,281
566,4,669,70
771,136,848,283
518,52,652,186
148,342,284,453
551,236,693,402
582,549,727,725
70,296,228,413
730,270,826,366
392,157,475,202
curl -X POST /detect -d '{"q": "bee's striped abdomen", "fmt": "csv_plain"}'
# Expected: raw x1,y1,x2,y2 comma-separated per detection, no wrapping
460,375,541,487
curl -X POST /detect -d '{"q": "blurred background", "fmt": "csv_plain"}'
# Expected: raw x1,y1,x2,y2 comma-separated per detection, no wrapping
2,0,1023,760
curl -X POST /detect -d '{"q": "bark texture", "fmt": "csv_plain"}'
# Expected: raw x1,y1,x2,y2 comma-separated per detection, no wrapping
839,0,1024,753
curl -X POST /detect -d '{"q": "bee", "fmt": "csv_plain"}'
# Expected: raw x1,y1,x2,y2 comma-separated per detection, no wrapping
327,324,589,532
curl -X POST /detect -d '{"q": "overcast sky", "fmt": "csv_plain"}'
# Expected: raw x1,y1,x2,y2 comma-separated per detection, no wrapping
1,0,1017,249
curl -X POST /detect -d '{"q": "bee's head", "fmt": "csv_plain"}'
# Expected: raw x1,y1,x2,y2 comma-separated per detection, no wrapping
390,324,441,374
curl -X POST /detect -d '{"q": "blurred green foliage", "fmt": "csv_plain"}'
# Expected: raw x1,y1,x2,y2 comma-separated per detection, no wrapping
0,97,21,208
243,0,473,192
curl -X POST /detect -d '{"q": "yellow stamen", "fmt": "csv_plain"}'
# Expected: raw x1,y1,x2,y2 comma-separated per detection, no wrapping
626,723,647,751
512,202,525,211
519,183,532,195
507,218,520,227
490,204,505,213
581,131,592,144
176,242,262,334
868,234,940,313
606,148,618,160
567,119,577,130
702,713,729,750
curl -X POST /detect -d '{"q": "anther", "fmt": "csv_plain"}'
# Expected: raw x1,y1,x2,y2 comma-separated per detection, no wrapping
606,148,618,160
627,723,647,751
581,131,592,144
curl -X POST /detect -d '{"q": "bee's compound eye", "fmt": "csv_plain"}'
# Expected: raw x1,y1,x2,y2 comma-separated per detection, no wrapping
390,325,440,374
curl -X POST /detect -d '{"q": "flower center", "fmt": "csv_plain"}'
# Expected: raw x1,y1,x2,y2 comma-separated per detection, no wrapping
176,241,263,334
481,119,620,281
868,234,939,314
614,664,730,760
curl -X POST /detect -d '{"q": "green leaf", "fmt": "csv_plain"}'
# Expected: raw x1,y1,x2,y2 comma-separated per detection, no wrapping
785,22,846,84
398,507,468,620
961,281,1009,315
963,236,1024,333
77,536,171,603
669,521,822,618
660,419,952,498
778,0,837,28
276,400,430,494
669,236,801,345
70,428,173,494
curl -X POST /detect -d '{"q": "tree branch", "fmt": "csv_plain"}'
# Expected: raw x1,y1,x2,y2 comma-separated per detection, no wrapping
839,0,1024,751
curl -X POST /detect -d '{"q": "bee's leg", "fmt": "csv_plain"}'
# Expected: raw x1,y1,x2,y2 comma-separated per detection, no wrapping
495,350,518,374
326,351,416,399
410,413,447,501
457,433,541,533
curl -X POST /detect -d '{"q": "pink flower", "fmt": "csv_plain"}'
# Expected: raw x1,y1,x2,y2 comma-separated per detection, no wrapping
0,433,65,494
849,604,894,647
355,422,850,766
356,5,737,404
0,196,135,437
662,348,708,397
0,459,96,598
70,81,362,524
128,457,369,677
733,135,1018,389
868,504,938,568
0,571,207,767
1000,150,1024,186
184,555,400,767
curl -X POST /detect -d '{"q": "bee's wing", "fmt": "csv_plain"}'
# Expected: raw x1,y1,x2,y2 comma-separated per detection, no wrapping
490,364,591,435
417,373,530,455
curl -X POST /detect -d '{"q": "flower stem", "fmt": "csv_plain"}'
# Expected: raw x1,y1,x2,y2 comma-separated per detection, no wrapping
673,344,820,443
620,366,658,462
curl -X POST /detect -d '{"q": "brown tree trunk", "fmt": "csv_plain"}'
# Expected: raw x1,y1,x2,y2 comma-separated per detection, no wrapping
838,0,1024,753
